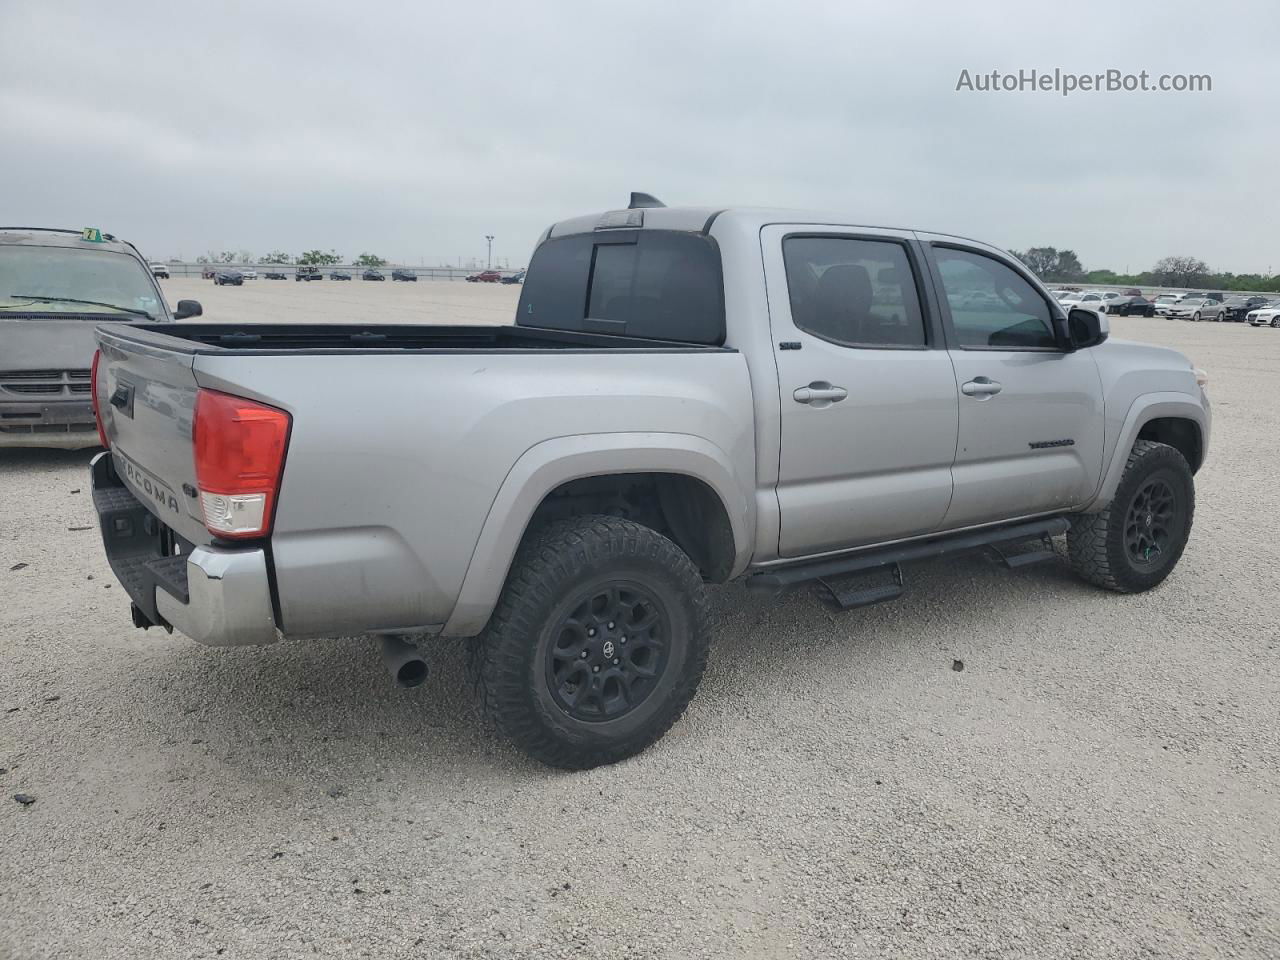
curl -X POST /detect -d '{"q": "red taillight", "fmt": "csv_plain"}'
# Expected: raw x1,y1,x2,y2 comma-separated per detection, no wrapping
193,389,291,539
90,349,110,449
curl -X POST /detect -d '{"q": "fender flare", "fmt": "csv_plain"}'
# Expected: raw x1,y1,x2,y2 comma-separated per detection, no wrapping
441,432,754,637
1089,392,1208,511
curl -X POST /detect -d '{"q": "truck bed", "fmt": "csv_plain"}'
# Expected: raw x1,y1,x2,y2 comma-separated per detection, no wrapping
104,322,735,354
93,319,755,640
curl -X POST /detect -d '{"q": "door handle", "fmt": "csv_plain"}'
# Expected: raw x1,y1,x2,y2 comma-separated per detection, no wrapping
793,381,848,405
961,377,1003,398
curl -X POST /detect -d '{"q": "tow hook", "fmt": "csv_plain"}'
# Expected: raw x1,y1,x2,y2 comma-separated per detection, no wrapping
130,602,172,633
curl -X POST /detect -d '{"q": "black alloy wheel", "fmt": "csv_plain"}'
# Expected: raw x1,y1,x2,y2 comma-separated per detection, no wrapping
1123,478,1177,568
545,581,670,722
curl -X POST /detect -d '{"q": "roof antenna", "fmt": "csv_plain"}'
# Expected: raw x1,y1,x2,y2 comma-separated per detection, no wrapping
628,192,666,209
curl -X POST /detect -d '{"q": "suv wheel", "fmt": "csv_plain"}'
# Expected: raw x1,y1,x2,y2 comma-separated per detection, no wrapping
1068,440,1194,593
478,516,711,769
1192,311,1201,322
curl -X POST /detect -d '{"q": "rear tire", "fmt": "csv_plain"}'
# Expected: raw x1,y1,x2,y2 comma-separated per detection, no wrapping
1068,440,1194,593
478,516,711,769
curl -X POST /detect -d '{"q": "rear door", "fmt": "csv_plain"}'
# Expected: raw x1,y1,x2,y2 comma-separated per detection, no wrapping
763,225,959,557
920,239,1105,529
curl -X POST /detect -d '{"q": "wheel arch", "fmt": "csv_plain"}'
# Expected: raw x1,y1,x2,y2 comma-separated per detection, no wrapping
1090,394,1207,511
442,433,753,637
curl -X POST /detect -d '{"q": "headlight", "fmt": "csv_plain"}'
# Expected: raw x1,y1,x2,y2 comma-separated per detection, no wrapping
1194,367,1209,389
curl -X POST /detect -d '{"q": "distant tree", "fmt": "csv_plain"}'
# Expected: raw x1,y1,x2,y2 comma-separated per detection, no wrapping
237,249,255,264
1151,256,1210,288
1009,246,1085,283
217,251,237,264
1055,250,1085,281
195,254,211,264
260,250,292,264
354,253,387,267
297,249,342,266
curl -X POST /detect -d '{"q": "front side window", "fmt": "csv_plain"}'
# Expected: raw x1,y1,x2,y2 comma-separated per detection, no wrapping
934,248,1057,349
782,236,926,347
0,245,162,318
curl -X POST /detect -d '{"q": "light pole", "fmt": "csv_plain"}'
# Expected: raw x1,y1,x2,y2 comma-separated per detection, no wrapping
485,235,494,270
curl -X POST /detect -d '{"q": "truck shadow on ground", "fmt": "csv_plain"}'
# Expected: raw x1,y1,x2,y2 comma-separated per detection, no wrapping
109,547,1106,782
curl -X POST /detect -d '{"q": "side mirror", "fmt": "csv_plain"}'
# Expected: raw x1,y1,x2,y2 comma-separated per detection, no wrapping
174,299,203,320
1067,307,1108,349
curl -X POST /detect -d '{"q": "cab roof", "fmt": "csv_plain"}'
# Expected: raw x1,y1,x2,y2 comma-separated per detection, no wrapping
543,200,997,250
0,227,139,256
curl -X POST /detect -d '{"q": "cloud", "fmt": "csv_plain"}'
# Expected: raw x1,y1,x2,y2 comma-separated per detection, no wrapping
2,0,1276,272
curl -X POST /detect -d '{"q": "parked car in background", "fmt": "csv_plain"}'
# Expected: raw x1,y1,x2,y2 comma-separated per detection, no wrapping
1,225,198,448
264,270,288,280
1168,296,1225,321
1153,293,1190,316
213,270,244,286
150,262,170,279
201,266,217,280
87,198,1211,768
295,266,322,281
392,269,417,281
466,270,502,283
1107,295,1156,317
239,268,258,280
500,270,526,284
1221,295,1270,322
1057,290,1108,315
1246,302,1280,327
330,270,352,281
362,269,385,281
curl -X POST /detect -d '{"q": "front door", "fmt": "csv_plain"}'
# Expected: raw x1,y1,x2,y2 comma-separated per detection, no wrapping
763,226,960,558
923,241,1105,529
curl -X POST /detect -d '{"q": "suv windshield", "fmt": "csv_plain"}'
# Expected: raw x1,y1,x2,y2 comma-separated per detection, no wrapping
0,245,162,318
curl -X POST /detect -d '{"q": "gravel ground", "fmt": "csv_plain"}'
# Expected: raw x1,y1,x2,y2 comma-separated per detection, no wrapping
1,302,1277,959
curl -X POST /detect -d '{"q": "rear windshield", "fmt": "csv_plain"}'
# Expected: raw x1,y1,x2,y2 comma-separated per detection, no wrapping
517,230,725,344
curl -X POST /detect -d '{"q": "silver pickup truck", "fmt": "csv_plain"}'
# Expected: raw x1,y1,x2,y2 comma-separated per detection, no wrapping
0,227,201,447
89,197,1211,768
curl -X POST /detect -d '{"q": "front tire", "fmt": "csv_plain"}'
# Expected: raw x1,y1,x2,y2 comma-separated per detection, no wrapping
1068,440,1194,593
479,516,711,769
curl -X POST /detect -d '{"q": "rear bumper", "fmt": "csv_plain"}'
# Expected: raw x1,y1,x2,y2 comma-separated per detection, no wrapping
0,398,98,448
90,452,279,646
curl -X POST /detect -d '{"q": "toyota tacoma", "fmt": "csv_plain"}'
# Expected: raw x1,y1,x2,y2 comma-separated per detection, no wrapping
88,195,1211,768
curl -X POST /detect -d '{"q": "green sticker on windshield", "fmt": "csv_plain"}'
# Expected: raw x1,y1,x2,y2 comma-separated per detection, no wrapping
81,227,105,243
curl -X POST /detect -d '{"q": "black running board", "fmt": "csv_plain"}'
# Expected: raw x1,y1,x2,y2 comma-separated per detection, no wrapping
747,517,1070,593
815,563,905,611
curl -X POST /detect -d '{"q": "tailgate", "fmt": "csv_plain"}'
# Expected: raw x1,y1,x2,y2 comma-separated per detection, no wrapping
96,326,211,546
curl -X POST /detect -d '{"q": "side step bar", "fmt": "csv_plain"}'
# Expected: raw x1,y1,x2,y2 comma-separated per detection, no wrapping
747,516,1071,595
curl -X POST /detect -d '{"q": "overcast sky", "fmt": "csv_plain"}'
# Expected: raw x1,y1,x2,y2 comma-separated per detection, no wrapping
3,0,1277,272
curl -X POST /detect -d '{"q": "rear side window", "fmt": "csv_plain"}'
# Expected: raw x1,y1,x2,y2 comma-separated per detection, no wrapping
782,236,926,347
934,248,1058,349
517,231,725,344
